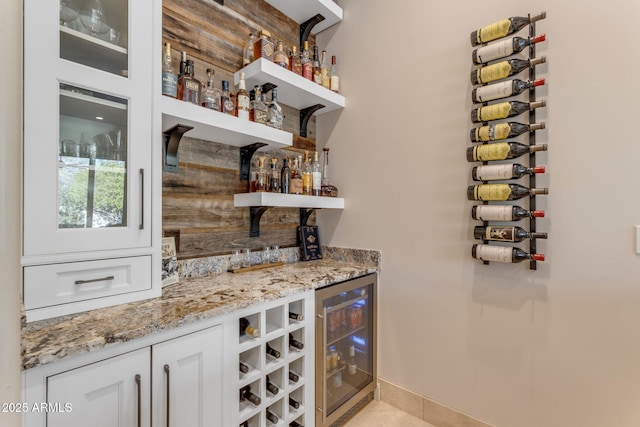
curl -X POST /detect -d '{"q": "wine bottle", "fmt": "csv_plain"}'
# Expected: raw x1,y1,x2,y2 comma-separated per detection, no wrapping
471,56,545,85
467,184,548,201
472,78,545,104
467,142,547,162
472,244,545,263
471,205,545,221
289,311,303,321
289,371,299,383
471,100,546,123
289,396,300,409
281,157,291,194
472,164,545,181
289,333,304,350
472,34,546,64
474,225,548,242
239,361,249,374
470,122,545,142
266,343,281,359
470,12,546,46
266,375,279,395
239,385,261,406
239,317,259,338
266,409,279,424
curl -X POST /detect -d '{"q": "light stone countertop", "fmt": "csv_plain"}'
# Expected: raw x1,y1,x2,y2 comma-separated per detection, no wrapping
22,256,379,370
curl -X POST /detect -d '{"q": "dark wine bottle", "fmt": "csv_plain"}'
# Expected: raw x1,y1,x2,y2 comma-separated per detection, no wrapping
289,311,304,321
266,375,279,395
472,78,545,104
471,100,546,123
472,164,545,181
472,244,545,263
281,157,291,194
239,361,249,374
289,371,299,383
468,184,548,201
474,225,548,242
266,343,281,359
472,34,546,64
239,317,259,338
467,142,547,162
471,56,545,85
266,409,279,424
470,122,545,142
472,205,545,221
470,12,546,46
289,333,304,350
289,396,300,409
239,385,261,406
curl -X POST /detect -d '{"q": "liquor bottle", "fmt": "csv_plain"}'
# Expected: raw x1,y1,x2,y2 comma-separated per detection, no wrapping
290,422,303,427
472,205,545,221
467,183,548,201
474,225,548,242
266,409,279,424
312,45,321,84
472,164,545,181
254,30,274,61
472,34,546,65
472,244,545,263
289,311,303,321
236,72,250,120
281,157,291,194
239,385,261,406
289,396,300,409
269,157,281,193
266,343,281,359
221,80,235,115
178,51,187,76
347,345,357,375
321,147,339,197
239,317,259,338
290,156,303,195
274,40,289,68
470,122,545,142
472,78,545,104
266,375,279,395
312,151,322,196
470,12,547,46
330,56,340,93
239,361,249,374
289,371,299,383
302,152,313,195
201,68,221,111
301,41,313,80
320,50,330,88
267,89,283,130
471,100,546,123
466,142,548,162
248,89,255,121
255,156,268,192
161,42,178,98
289,333,304,350
290,45,302,75
251,86,268,125
471,56,545,85
243,32,255,66
177,60,201,105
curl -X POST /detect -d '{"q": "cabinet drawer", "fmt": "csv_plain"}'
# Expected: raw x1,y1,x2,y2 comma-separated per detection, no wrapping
24,256,152,310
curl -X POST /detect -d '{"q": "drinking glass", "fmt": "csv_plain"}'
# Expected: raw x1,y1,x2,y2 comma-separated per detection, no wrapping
80,0,110,36
60,0,80,26
241,248,251,268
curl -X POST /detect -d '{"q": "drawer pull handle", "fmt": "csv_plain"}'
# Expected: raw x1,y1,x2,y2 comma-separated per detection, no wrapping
135,374,142,427
74,276,115,285
139,168,144,230
164,364,171,427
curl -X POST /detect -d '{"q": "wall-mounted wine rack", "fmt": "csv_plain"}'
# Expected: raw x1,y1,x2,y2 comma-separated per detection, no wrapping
468,12,548,270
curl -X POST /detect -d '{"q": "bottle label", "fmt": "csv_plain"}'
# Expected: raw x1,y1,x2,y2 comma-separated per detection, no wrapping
321,69,330,88
162,73,178,97
312,171,322,190
477,19,511,44
478,61,512,84
302,63,313,80
473,205,513,221
474,164,512,181
476,123,510,141
484,226,516,242
474,80,512,102
302,173,312,191
475,38,513,63
473,184,511,201
291,178,303,194
330,76,340,92
479,102,512,121
237,94,250,120
472,143,510,161
474,244,512,262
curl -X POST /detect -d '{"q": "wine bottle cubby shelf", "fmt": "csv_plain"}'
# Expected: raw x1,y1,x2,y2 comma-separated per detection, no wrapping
469,12,548,270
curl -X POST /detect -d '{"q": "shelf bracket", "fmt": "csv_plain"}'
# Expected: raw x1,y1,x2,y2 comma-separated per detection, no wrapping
300,104,325,137
300,14,326,51
240,142,268,182
299,208,317,227
249,206,271,237
163,124,193,172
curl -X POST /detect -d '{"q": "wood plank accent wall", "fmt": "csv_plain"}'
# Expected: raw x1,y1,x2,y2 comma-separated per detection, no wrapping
162,0,317,259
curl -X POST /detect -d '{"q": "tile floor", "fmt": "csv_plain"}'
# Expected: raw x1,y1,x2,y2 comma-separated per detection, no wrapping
343,400,437,427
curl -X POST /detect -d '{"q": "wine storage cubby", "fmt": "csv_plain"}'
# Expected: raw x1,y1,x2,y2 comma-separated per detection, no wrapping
225,291,315,426
468,12,549,270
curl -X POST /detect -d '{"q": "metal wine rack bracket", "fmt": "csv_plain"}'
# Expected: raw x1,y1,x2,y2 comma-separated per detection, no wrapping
239,142,268,183
247,206,317,238
300,104,325,137
163,124,194,172
300,14,326,51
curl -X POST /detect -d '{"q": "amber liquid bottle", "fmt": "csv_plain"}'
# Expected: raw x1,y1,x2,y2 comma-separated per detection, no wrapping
177,59,201,105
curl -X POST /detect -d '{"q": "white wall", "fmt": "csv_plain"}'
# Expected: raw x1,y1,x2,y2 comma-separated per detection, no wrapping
1,0,23,426
318,1,640,426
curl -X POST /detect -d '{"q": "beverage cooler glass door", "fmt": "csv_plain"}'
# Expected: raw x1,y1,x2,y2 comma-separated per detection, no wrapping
316,273,377,427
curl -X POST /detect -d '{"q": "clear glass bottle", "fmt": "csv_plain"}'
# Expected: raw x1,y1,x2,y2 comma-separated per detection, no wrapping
269,157,281,193
267,89,283,130
201,68,221,111
243,33,255,66
312,45,321,84
302,151,312,195
290,156,303,195
236,72,250,120
161,42,178,98
290,45,302,75
249,85,260,122
221,80,235,115
301,41,312,80
320,50,330,89
321,147,338,197
312,151,321,196
330,55,340,93
177,59,201,104
252,86,268,125
255,156,268,192
273,40,289,68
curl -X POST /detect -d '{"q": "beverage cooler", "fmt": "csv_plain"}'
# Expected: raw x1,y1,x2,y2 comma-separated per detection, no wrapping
315,273,377,427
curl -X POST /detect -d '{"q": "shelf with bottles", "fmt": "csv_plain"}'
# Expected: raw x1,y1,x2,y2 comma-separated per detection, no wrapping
235,191,344,210
235,58,345,114
265,0,343,34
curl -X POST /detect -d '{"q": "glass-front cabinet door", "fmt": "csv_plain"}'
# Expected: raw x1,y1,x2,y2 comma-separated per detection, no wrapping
24,0,153,256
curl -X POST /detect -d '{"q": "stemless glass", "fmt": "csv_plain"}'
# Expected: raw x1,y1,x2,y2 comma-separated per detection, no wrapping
262,246,272,264
241,248,251,268
229,250,242,271
80,0,110,36
270,245,280,263
60,0,80,26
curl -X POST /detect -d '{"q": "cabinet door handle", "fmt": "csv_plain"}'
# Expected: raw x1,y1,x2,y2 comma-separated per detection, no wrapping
164,364,170,427
139,168,144,230
135,374,142,427
74,276,115,285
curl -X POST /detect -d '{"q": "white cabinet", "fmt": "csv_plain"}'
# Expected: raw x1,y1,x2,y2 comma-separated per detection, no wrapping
22,0,162,321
